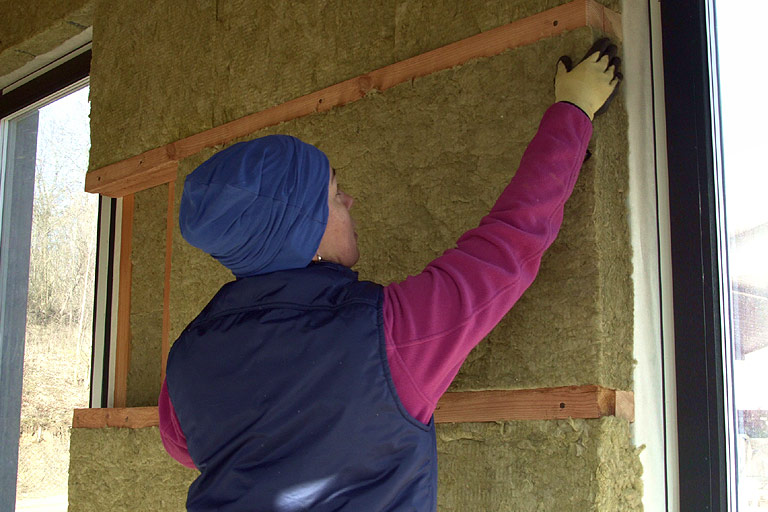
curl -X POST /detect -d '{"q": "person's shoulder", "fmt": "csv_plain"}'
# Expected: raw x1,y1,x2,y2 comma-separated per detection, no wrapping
343,278,383,304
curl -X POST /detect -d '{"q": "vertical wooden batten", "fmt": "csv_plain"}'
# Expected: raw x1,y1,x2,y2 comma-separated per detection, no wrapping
161,178,176,382
113,194,134,408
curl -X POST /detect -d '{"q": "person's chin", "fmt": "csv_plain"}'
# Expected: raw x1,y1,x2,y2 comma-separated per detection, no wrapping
349,251,360,268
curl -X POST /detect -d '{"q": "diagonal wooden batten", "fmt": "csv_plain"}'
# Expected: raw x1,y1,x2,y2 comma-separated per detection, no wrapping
87,155,178,198
85,0,621,197
72,385,634,429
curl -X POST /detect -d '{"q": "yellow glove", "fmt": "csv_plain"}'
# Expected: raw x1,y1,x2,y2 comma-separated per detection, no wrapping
555,38,622,120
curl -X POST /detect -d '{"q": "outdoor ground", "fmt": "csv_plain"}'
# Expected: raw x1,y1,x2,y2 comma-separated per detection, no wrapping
16,323,90,509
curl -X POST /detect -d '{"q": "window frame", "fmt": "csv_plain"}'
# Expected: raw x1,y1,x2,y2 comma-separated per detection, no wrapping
659,0,730,510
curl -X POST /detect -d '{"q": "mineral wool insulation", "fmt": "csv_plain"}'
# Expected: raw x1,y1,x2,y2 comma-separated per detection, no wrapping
151,27,634,400
68,420,641,511
79,5,639,512
68,427,196,511
86,0,620,172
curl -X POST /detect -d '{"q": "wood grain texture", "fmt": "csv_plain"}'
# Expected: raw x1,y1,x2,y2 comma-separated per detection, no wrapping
86,157,178,197
113,194,134,408
84,0,621,198
72,407,159,429
433,385,634,423
586,0,623,41
72,386,634,428
615,389,635,422
161,180,175,384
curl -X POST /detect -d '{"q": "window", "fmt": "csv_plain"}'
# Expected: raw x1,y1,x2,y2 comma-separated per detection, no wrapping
661,0,768,509
11,81,94,510
0,49,116,512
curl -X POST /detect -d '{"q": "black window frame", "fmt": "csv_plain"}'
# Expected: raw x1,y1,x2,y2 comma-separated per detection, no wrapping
660,1,729,510
0,50,91,118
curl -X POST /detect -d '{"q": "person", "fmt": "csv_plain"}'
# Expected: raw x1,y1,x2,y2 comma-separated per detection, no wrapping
158,39,622,511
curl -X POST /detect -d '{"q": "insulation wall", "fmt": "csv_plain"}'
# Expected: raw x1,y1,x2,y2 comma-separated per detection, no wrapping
68,427,196,511
167,27,634,395
1,0,643,509
66,418,640,512
87,0,619,172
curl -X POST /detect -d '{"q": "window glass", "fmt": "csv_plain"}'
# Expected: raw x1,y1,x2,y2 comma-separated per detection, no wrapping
5,83,94,511
715,1,768,509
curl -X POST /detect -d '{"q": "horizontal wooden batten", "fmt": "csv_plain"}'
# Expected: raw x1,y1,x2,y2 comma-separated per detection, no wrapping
72,385,633,429
434,385,635,423
72,406,159,429
85,0,621,197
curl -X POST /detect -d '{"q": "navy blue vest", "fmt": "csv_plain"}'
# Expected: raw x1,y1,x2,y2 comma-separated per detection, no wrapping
166,262,437,511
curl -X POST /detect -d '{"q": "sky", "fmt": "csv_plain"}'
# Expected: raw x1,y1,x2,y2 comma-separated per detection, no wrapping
35,85,91,199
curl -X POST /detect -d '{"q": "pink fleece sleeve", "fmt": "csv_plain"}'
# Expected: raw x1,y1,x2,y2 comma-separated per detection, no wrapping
383,102,593,424
158,378,197,469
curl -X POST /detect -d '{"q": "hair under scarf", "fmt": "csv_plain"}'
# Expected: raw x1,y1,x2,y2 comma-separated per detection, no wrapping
179,135,330,278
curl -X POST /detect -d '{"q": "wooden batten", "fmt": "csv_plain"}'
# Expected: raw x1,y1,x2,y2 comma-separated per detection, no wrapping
615,389,635,423
161,181,175,383
87,157,178,197
113,194,134,408
72,407,159,429
72,386,634,429
84,0,620,198
586,0,623,39
434,385,635,424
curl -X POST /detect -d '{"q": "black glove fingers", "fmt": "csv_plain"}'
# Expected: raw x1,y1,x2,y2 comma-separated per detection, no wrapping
602,44,618,62
607,56,622,75
558,55,574,72
594,73,622,117
581,38,611,63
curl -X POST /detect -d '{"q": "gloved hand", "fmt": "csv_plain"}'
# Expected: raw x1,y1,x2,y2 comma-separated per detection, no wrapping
555,38,622,120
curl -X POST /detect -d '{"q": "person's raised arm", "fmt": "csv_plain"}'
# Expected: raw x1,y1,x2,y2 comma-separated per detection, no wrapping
383,39,623,424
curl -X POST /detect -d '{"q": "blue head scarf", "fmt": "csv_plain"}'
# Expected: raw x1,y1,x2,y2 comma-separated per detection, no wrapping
179,135,330,277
